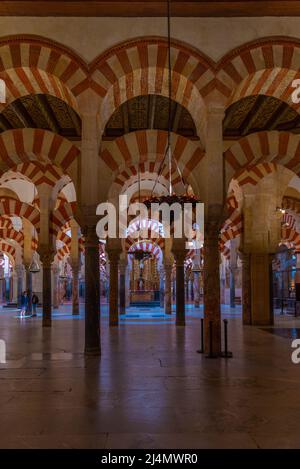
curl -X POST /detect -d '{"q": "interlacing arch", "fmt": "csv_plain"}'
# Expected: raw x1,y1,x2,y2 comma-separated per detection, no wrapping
216,37,300,110
0,197,40,232
0,129,80,190
90,36,213,138
0,35,89,110
282,195,300,213
223,130,300,188
128,240,163,263
50,199,77,238
0,241,15,264
0,227,24,247
101,129,204,197
281,225,300,251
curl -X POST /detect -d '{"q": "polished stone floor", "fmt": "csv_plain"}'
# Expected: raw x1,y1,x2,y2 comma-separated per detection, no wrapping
0,302,300,449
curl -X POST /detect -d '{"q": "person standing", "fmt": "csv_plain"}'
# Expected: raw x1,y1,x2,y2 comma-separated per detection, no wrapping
32,293,39,317
20,291,27,317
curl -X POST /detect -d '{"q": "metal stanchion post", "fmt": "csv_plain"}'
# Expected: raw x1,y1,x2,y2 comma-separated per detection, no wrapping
205,320,218,358
197,318,204,354
221,319,233,358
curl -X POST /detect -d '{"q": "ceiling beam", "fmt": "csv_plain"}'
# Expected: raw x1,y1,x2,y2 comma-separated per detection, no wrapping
0,1,300,17
35,95,60,134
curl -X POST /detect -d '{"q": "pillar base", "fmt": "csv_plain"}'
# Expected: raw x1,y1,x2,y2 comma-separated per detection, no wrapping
109,320,119,327
42,318,51,327
176,319,185,326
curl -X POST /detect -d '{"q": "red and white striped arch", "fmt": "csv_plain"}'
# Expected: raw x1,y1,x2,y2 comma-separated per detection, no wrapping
0,197,40,231
101,129,204,195
216,37,300,109
91,37,213,137
0,129,80,184
6,162,64,188
0,216,13,229
282,196,300,213
128,239,163,262
281,226,300,251
282,211,297,230
0,241,16,263
224,131,300,187
0,227,24,247
50,200,76,238
0,35,89,110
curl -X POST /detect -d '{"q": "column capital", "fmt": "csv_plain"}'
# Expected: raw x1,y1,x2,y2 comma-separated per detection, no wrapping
82,225,99,248
15,264,24,277
107,249,121,265
77,88,101,116
39,249,55,268
204,90,227,113
173,250,186,266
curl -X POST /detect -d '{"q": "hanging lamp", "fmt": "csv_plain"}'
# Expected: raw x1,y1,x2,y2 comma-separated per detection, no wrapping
144,0,200,211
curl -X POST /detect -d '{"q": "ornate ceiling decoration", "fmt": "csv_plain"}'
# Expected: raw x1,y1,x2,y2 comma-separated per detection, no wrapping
0,94,81,140
103,95,198,141
224,96,300,139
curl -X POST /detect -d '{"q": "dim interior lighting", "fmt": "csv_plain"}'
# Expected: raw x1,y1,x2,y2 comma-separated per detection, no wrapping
276,207,285,214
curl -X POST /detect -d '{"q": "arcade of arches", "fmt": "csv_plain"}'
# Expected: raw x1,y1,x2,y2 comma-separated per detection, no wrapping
3,8,300,448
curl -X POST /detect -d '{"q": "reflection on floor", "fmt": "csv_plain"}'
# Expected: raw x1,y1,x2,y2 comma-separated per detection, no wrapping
1,302,243,323
0,303,299,449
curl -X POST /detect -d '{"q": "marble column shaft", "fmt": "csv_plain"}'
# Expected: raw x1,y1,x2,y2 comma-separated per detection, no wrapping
119,263,126,315
174,251,186,326
240,252,251,325
164,264,172,315
84,226,100,355
41,253,53,327
72,263,80,315
203,221,221,356
108,252,120,326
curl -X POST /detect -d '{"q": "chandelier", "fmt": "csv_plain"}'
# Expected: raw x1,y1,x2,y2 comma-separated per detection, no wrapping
144,0,200,210
129,250,151,261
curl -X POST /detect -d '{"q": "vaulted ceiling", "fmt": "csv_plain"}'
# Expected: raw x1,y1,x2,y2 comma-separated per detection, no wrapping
0,94,81,140
224,96,300,139
103,95,198,140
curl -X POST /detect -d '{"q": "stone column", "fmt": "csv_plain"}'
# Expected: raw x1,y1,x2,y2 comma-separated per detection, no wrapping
70,219,80,315
239,252,251,325
126,267,131,306
15,264,23,308
193,271,200,308
84,226,100,355
202,98,225,355
71,261,80,315
40,252,53,327
24,264,32,314
250,252,274,325
12,268,18,303
159,266,165,308
203,219,221,356
164,263,172,315
108,250,120,326
230,267,236,308
52,264,60,309
173,250,186,326
119,260,126,315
